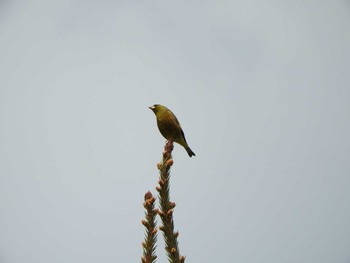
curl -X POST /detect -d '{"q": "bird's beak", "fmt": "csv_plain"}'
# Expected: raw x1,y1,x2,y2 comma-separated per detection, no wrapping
149,106,155,110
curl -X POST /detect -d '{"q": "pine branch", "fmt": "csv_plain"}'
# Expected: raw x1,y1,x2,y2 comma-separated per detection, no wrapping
141,191,158,263
156,140,186,263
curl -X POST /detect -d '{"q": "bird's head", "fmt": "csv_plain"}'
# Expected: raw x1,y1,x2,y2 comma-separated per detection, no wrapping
149,104,164,114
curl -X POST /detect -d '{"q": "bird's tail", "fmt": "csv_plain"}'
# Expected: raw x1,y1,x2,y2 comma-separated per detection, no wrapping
185,146,196,157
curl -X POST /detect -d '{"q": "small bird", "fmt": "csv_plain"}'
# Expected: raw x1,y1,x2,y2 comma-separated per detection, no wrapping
149,104,195,157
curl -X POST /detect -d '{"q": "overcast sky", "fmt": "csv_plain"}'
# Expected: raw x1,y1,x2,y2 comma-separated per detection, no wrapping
1,1,350,262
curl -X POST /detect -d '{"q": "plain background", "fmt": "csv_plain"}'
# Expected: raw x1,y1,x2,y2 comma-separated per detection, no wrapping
1,1,350,262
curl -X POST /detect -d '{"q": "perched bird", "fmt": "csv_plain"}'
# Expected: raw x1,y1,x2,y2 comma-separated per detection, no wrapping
149,104,195,157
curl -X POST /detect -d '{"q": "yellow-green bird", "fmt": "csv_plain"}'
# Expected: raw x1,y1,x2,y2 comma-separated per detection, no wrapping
149,104,195,157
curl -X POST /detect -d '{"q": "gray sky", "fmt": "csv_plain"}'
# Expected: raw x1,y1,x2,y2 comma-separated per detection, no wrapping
1,1,350,262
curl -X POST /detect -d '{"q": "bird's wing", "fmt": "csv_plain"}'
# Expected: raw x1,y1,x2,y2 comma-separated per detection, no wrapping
172,113,181,127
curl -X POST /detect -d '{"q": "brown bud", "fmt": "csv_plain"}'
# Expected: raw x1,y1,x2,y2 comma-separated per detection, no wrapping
159,225,165,232
157,163,162,169
144,191,153,201
165,140,174,150
141,219,148,226
169,202,176,208
180,255,186,262
174,231,179,237
155,186,161,192
158,179,165,186
170,247,177,253
165,159,174,166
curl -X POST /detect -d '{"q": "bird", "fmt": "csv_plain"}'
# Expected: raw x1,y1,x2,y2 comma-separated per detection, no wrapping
149,104,195,157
